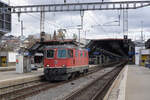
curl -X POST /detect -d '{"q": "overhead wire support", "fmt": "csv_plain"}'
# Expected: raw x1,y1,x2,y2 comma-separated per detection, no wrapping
1,1,150,13
40,11,45,32
92,11,121,27
123,9,128,37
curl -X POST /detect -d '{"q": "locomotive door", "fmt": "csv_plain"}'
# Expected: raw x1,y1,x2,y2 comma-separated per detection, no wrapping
75,50,78,65
68,49,74,66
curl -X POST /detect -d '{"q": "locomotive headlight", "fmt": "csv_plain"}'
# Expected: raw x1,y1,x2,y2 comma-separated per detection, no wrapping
62,65,66,67
46,65,50,67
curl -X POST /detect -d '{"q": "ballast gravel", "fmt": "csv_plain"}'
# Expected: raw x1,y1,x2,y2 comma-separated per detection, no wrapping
26,67,115,100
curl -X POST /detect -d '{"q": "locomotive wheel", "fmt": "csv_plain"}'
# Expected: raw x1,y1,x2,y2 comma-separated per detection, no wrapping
85,69,89,73
83,69,88,74
68,73,73,80
71,72,76,79
83,70,86,74
76,71,80,77
45,74,52,82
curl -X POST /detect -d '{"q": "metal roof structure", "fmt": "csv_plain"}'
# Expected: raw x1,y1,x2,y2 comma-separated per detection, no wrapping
86,38,135,57
29,39,80,54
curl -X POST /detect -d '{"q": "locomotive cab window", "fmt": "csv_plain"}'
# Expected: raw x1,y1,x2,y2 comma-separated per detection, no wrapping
68,49,73,58
84,51,87,57
58,49,67,58
47,50,54,58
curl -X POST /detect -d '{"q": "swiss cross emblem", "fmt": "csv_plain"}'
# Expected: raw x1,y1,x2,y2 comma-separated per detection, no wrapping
16,59,19,64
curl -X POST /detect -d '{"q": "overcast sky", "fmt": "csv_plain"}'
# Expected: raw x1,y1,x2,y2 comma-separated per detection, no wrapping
2,0,150,41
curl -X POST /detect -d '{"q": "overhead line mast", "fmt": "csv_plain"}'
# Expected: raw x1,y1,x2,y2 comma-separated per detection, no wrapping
123,9,128,38
40,11,45,33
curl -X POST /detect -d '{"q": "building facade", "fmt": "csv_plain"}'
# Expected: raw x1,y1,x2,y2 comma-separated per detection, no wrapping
0,51,18,67
0,1,11,38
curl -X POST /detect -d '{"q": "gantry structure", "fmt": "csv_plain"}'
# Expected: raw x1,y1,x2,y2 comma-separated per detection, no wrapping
0,1,150,38
2,1,150,13
1,1,150,13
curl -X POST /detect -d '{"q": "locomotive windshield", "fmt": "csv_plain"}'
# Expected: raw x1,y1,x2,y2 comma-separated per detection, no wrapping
58,49,67,58
47,50,54,58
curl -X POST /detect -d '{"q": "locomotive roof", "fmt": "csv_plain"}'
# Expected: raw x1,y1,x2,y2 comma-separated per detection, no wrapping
40,39,79,46
45,45,86,50
29,39,86,55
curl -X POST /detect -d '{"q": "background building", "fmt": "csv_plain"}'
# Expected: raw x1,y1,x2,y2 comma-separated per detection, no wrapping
0,1,11,38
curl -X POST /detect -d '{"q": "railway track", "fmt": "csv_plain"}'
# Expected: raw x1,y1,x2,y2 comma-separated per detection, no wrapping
0,62,122,100
63,62,126,100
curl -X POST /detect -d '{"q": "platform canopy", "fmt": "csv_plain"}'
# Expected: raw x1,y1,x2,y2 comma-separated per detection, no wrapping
86,38,135,57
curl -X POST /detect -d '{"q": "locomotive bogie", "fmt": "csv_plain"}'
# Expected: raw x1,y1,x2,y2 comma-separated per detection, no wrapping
44,66,89,81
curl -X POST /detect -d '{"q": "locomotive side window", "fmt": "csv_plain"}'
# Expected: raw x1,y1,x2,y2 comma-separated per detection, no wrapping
84,51,87,57
75,50,78,57
68,49,73,58
80,51,83,57
47,50,54,58
58,49,67,58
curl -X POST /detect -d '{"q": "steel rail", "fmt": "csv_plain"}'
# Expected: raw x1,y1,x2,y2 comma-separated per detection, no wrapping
91,66,123,100
63,62,126,100
0,62,119,100
9,67,104,100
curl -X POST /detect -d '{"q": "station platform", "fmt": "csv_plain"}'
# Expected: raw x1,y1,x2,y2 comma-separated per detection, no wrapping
105,65,150,100
0,69,43,88
126,65,150,100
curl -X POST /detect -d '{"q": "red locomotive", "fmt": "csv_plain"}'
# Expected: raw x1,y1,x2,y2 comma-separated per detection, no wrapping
44,42,89,81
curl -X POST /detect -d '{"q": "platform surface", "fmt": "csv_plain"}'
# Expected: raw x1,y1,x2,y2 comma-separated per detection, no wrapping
126,65,150,100
0,68,43,80
0,66,15,72
0,68,44,88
